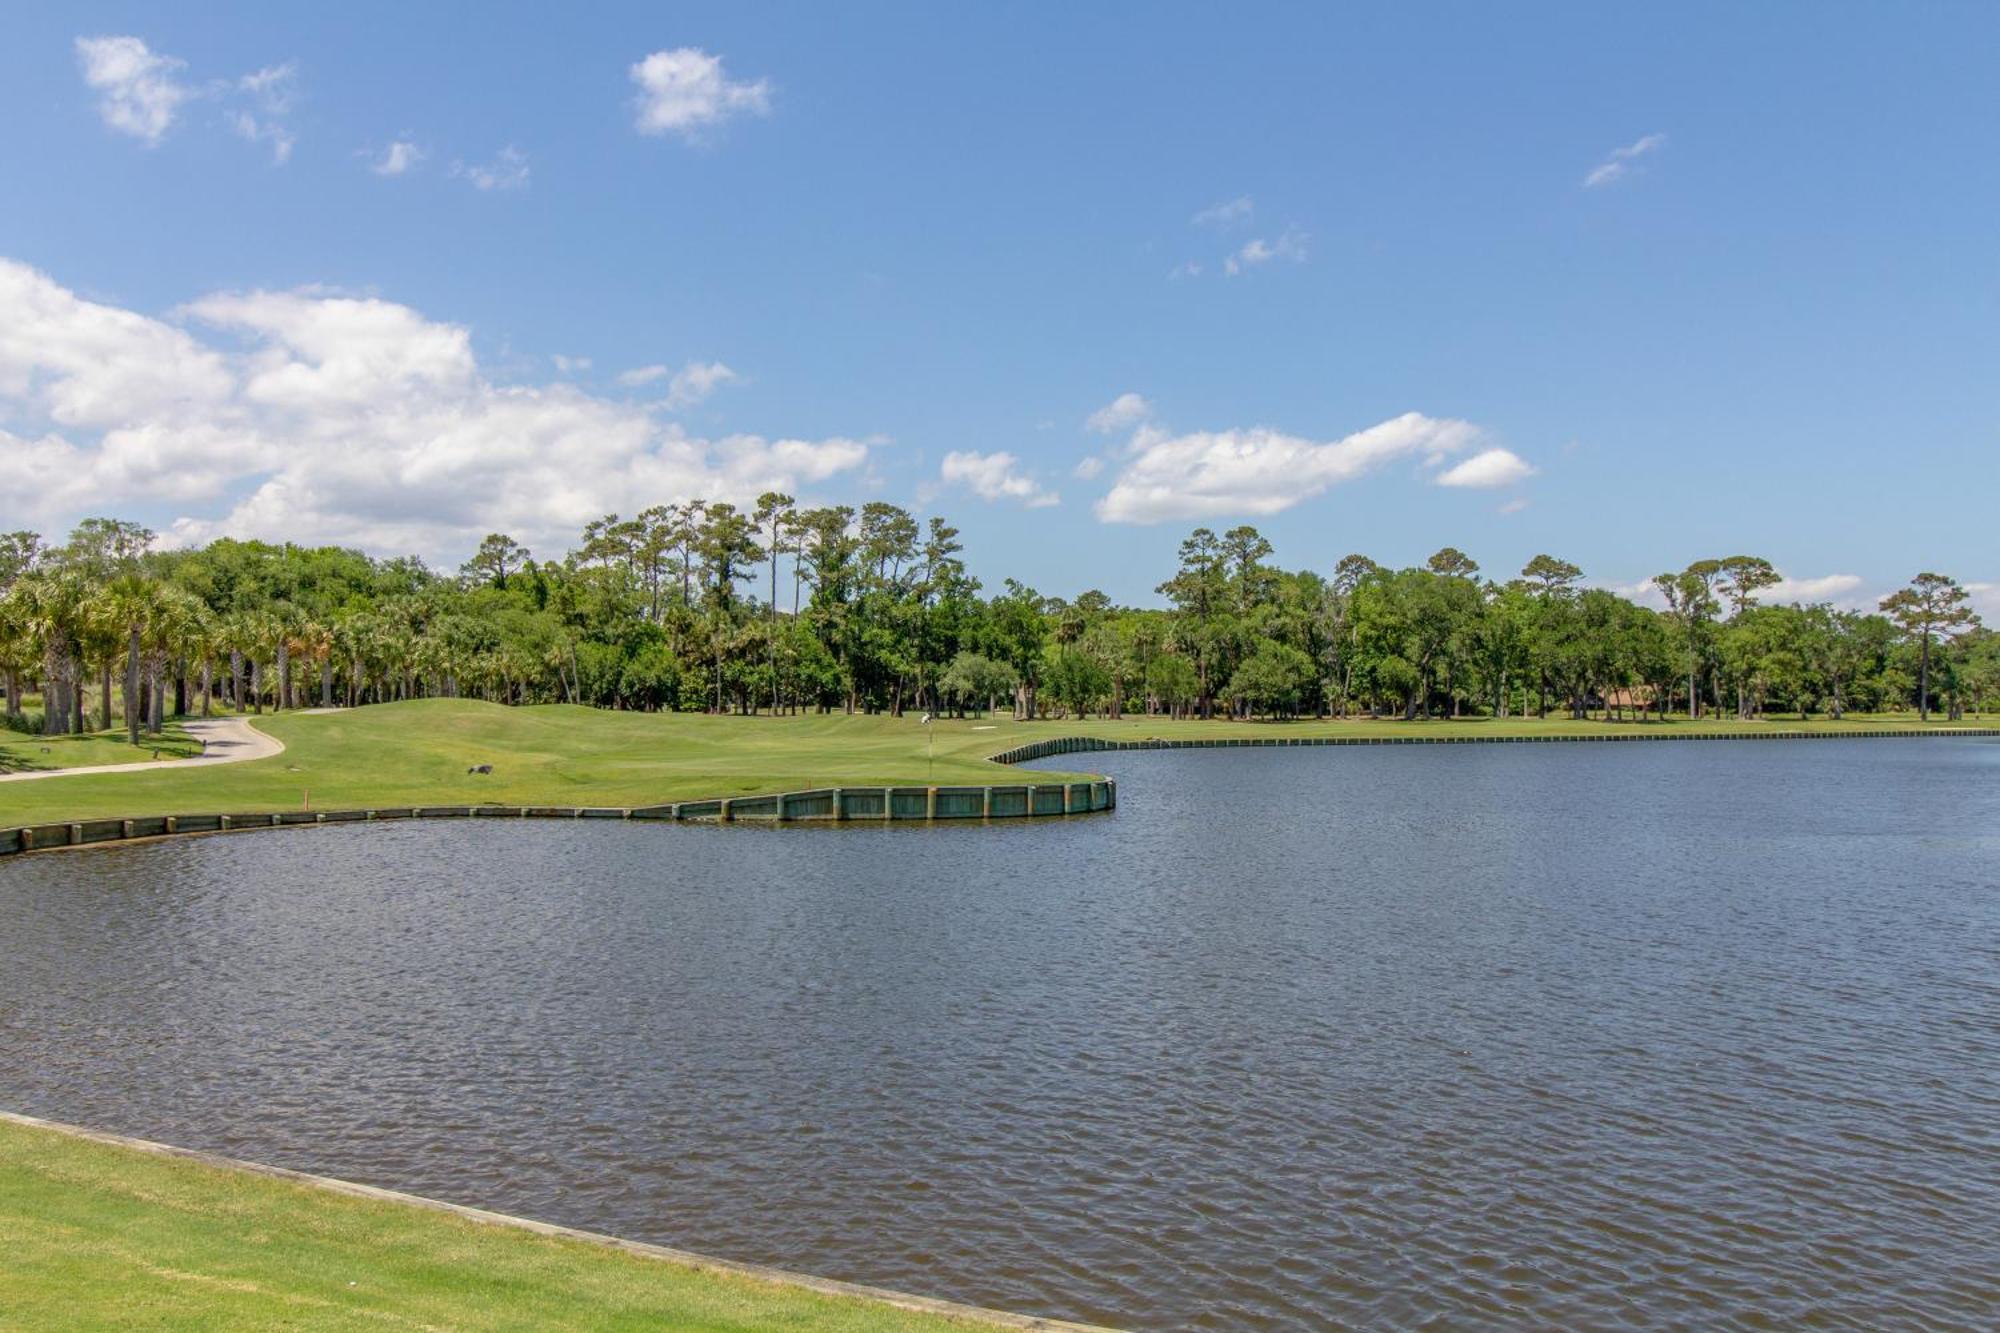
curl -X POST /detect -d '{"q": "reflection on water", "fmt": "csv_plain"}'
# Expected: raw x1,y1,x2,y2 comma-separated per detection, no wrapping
4,738,1999,1327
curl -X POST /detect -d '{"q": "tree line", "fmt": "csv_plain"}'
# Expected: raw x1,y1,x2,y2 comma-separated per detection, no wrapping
0,502,1991,744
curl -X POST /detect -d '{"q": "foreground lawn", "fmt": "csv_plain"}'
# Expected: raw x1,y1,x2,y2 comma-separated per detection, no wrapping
0,698,1988,828
0,722,200,775
0,1116,993,1331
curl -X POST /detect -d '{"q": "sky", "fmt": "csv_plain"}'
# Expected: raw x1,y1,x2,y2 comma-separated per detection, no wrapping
2,2,1996,614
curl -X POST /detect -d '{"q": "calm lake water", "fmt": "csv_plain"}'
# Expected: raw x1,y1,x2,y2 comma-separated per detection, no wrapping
4,738,1999,1328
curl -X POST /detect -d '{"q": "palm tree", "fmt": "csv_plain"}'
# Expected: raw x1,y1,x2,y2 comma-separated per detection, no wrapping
13,569,90,735
0,590,32,723
97,573,162,744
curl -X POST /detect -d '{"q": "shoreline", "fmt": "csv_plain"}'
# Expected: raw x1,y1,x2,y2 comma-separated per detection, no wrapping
0,1110,1110,1331
4,722,1996,858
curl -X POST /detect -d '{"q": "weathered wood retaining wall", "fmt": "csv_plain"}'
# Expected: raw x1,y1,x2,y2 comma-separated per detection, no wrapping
0,779,1117,858
987,726,2000,765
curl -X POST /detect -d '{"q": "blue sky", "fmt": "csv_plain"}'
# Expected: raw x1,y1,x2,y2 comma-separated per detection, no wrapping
2,2,1995,611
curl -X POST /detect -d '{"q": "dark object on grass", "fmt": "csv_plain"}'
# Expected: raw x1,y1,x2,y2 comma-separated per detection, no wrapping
468,764,494,775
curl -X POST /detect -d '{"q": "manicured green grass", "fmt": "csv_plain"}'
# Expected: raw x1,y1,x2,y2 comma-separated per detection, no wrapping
0,698,1987,828
0,722,200,775
0,1117,978,1331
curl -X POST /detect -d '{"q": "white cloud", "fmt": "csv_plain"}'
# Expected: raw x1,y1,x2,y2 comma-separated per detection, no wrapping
629,48,772,140
617,360,739,407
1498,497,1530,515
1095,411,1483,524
454,146,529,191
75,35,192,144
1073,456,1105,480
1224,228,1308,276
663,361,737,408
371,140,425,176
1604,571,1873,612
1168,260,1203,280
1600,578,1668,609
77,39,299,161
230,62,297,163
1966,581,1999,622
1086,391,1153,435
1434,447,1536,489
1192,196,1253,228
1766,572,1864,604
551,354,591,375
0,258,869,562
939,450,1059,508
238,63,297,107
1583,132,1667,189
230,111,295,165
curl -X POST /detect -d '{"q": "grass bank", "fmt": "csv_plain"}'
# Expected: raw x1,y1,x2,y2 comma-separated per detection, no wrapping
0,698,1989,828
0,1114,1065,1330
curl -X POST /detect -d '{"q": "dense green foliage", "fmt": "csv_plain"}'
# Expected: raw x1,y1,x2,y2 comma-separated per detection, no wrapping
0,508,1991,740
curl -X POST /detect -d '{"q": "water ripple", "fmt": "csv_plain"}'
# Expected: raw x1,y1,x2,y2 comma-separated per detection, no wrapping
3,738,1998,1327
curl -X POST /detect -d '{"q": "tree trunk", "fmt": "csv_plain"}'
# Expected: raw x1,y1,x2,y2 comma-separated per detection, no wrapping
126,625,143,744
1917,634,1931,721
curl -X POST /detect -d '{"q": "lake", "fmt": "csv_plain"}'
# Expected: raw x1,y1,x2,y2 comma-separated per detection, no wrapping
4,738,1998,1327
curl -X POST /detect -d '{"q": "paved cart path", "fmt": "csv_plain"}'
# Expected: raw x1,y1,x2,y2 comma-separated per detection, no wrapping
0,717,283,783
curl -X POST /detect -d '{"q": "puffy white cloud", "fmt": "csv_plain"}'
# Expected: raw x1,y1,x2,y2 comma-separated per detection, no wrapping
551,353,591,375
1192,196,1253,228
1584,133,1667,188
454,145,529,191
1224,228,1307,276
1073,456,1105,480
1085,391,1153,435
370,140,425,176
630,48,772,140
0,258,870,562
939,450,1059,508
0,258,234,429
1434,447,1536,489
75,35,192,144
1095,411,1483,524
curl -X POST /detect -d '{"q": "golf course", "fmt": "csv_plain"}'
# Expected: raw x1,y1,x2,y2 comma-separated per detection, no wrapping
0,698,1986,831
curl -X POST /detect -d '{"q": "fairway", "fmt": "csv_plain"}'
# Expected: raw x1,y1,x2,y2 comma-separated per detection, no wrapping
0,698,1983,830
